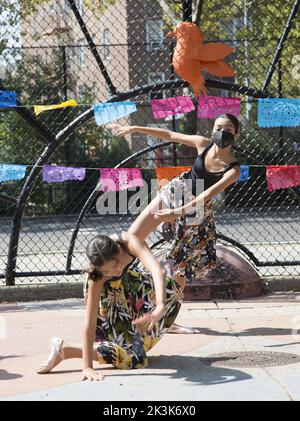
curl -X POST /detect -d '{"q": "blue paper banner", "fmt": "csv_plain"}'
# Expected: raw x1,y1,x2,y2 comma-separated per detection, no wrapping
258,98,300,128
0,164,27,182
94,102,137,126
0,90,17,107
238,165,250,182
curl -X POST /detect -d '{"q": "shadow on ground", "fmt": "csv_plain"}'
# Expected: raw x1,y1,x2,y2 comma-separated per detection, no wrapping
90,355,254,386
191,327,299,337
0,369,23,381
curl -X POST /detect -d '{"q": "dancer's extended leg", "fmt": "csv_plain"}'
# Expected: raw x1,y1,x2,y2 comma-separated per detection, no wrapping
129,198,195,334
128,196,176,240
166,275,197,334
37,339,99,374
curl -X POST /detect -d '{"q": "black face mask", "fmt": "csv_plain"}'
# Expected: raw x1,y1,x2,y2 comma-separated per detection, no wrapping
211,130,235,149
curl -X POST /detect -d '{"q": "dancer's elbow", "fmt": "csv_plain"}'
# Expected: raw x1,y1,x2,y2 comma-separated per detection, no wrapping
152,266,167,279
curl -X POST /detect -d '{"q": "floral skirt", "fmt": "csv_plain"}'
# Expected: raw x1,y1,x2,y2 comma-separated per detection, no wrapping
84,268,183,369
165,201,217,281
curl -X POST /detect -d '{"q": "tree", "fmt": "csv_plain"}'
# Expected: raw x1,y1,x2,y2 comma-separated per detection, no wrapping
0,49,133,215
163,0,299,95
0,0,132,215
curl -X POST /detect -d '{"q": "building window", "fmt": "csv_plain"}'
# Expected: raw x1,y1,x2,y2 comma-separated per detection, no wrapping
61,0,70,25
78,84,87,100
92,82,98,101
148,73,165,100
103,29,110,60
65,45,73,67
33,14,40,36
75,0,84,15
147,124,167,169
222,17,244,48
53,1,70,24
105,82,111,99
77,39,85,67
146,20,164,51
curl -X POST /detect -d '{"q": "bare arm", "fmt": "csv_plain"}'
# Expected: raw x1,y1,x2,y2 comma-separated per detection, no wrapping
124,233,166,327
127,233,166,306
108,123,209,150
83,278,103,370
179,166,241,215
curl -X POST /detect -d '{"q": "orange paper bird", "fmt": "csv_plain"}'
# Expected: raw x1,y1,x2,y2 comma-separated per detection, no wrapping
168,22,236,98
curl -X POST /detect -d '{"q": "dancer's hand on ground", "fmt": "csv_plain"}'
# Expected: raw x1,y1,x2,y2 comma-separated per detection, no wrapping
107,123,134,137
154,208,182,223
132,304,165,331
81,368,105,382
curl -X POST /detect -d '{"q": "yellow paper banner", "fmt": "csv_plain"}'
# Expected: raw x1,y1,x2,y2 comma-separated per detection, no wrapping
34,100,78,116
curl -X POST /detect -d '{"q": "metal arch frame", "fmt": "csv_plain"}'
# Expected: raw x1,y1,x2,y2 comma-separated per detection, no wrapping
149,236,300,268
4,78,269,285
4,0,300,285
66,140,173,272
262,0,300,91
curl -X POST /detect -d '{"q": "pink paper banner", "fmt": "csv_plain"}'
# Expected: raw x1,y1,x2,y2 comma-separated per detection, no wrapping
100,168,144,192
266,165,300,192
151,96,195,120
197,95,241,119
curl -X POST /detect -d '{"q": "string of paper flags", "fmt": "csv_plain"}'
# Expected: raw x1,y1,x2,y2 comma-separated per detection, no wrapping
1,163,300,193
1,90,300,128
1,88,300,193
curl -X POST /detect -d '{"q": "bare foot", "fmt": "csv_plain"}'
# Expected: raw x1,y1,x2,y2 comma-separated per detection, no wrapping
37,337,65,374
167,324,197,334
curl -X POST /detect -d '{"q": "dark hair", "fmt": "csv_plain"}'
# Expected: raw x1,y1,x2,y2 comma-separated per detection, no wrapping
85,235,122,281
214,113,240,134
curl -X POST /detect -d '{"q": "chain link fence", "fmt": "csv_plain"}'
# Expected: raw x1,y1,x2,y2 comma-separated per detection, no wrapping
0,0,299,286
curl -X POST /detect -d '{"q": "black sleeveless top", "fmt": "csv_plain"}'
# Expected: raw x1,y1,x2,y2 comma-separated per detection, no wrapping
184,143,240,196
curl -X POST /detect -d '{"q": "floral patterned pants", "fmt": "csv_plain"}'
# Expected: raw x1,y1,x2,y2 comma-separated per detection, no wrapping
84,268,183,369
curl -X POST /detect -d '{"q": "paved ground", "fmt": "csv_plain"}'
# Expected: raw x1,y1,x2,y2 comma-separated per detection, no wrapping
1,292,300,401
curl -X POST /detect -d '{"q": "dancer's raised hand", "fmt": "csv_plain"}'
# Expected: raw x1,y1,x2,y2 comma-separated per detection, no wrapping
154,208,182,223
107,123,135,137
132,304,165,331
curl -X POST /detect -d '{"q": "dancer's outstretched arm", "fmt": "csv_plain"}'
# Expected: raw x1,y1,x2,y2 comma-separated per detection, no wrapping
82,278,105,381
156,167,241,220
108,123,209,150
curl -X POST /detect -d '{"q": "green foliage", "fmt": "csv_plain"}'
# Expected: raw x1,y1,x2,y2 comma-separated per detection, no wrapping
2,0,118,19
166,0,300,96
0,46,132,215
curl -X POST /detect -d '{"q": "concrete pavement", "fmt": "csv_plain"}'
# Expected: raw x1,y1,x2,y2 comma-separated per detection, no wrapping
1,292,300,401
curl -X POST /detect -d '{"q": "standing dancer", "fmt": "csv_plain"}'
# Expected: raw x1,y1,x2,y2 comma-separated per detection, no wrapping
109,114,241,331
37,232,183,380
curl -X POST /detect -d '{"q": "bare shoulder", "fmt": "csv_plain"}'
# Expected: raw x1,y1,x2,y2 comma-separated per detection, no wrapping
196,136,211,154
120,231,138,250
88,276,104,294
123,232,149,256
111,231,127,243
119,230,130,243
